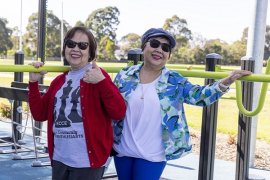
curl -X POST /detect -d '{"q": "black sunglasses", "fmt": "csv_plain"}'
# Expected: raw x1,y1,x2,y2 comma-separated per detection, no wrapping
65,39,89,50
148,39,171,52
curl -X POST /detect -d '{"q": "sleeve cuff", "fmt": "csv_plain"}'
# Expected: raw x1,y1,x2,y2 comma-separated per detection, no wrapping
216,80,230,93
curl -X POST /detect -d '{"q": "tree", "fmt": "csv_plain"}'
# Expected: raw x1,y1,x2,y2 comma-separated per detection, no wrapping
46,11,69,58
85,6,120,61
190,32,206,48
85,6,120,42
241,25,270,60
117,33,141,60
0,18,13,57
171,46,194,64
204,39,224,54
98,36,116,61
23,13,38,57
7,26,20,56
241,27,248,43
24,11,70,58
203,39,231,65
75,21,85,27
192,46,206,64
228,40,246,65
163,15,193,64
163,15,192,48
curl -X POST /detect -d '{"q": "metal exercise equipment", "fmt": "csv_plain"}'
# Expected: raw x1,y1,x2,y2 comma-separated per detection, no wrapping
0,83,49,167
1,62,270,117
0,100,48,159
0,64,269,81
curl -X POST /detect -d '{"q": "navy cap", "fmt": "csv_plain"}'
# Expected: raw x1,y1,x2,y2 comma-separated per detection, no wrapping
141,28,176,48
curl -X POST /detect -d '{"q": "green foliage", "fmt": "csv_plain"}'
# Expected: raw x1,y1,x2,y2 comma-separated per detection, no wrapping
23,11,70,58
75,21,85,27
118,33,141,59
204,39,232,65
24,46,34,57
7,49,16,56
1,6,270,63
0,18,13,57
84,6,120,61
85,6,120,42
163,15,192,48
23,12,38,56
191,46,206,64
241,25,270,60
229,40,246,65
170,47,194,64
9,26,20,52
0,103,11,118
98,36,116,61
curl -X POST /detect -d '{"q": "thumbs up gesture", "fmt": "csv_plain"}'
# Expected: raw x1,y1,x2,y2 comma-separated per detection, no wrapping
83,61,105,84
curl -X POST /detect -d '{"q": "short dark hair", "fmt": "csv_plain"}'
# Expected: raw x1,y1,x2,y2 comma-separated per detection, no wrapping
62,26,97,62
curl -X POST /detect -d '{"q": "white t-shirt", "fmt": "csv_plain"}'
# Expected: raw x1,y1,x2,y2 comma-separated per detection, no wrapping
53,64,91,168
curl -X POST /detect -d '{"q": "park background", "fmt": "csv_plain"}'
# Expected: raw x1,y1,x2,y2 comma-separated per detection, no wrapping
0,0,270,172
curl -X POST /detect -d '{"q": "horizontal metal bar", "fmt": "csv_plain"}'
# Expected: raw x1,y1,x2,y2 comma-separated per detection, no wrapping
0,86,46,101
0,65,71,72
0,86,29,101
176,70,270,82
1,65,270,82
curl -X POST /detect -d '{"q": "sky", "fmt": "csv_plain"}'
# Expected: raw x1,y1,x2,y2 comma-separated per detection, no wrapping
0,0,269,43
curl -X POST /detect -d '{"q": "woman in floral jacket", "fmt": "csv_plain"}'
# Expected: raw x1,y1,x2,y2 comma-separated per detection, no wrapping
112,28,251,180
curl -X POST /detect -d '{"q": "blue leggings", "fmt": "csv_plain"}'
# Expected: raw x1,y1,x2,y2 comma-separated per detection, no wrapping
114,156,166,180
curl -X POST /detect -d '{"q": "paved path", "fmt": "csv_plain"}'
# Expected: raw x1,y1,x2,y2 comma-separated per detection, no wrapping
1,119,270,180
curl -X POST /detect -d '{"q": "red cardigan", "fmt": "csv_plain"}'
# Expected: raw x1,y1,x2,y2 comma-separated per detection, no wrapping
28,69,126,168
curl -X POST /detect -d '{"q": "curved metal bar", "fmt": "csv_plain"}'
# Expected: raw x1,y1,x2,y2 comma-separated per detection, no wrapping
235,81,268,117
235,62,270,117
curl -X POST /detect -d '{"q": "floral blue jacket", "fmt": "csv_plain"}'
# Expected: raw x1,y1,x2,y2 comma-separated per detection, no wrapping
113,64,226,161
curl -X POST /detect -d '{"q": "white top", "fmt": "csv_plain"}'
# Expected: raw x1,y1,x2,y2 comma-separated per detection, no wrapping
114,77,166,162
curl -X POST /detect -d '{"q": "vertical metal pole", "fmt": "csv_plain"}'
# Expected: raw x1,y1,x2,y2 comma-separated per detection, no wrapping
235,58,254,180
35,0,47,139
37,0,47,66
245,0,268,168
13,51,24,142
128,48,143,65
198,53,221,180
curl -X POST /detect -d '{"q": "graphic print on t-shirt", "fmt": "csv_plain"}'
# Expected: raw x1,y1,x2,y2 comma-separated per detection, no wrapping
67,86,81,123
52,68,89,168
54,79,82,128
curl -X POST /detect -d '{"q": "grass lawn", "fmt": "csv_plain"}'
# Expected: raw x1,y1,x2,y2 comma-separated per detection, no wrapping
185,94,270,142
1,59,270,142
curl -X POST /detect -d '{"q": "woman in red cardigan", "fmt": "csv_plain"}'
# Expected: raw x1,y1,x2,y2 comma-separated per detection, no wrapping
28,26,126,180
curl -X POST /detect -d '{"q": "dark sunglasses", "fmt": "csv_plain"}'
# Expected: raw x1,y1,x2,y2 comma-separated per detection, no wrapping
65,39,89,50
148,39,171,52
